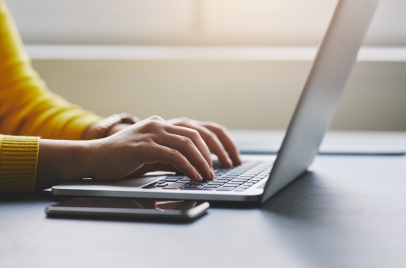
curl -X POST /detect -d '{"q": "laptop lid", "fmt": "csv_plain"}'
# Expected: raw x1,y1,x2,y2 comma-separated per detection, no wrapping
261,0,379,203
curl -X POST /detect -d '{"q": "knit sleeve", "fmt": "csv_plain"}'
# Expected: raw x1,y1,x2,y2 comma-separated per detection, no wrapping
0,135,39,193
0,0,102,140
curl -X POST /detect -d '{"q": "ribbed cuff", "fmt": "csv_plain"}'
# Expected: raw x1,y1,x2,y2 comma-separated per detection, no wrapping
0,135,39,193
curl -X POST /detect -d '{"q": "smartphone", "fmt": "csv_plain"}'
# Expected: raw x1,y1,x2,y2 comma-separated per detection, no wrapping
46,198,209,221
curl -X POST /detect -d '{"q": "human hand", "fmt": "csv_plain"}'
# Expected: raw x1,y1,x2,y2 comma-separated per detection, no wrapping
168,117,242,167
89,116,215,182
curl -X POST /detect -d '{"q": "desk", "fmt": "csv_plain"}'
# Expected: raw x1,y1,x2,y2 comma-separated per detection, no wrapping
231,130,406,155
1,136,406,268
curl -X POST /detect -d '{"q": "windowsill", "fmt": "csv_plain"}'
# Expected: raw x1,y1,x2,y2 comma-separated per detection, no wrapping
25,45,406,62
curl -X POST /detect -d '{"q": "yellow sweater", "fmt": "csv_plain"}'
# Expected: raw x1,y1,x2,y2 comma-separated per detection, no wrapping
0,0,101,193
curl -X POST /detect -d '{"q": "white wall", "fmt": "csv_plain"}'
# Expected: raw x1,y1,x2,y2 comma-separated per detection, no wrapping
31,60,406,131
5,0,406,131
6,0,406,46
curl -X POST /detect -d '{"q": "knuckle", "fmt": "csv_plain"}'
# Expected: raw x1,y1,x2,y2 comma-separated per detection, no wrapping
169,149,181,159
144,120,162,130
212,122,225,131
178,117,192,126
179,117,189,122
143,135,155,144
212,123,227,134
189,129,200,139
182,136,194,147
208,132,218,142
149,115,164,121
218,127,227,135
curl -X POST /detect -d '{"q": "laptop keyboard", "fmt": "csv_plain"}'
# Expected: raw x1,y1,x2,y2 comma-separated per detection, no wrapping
142,161,273,192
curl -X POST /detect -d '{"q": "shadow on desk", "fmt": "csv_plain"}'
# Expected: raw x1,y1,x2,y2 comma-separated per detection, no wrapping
260,171,331,219
210,171,327,213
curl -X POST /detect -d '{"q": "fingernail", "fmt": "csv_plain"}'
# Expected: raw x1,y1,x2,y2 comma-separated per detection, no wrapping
196,172,203,181
210,169,215,178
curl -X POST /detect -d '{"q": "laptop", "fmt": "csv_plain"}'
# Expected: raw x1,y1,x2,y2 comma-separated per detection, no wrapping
52,0,379,204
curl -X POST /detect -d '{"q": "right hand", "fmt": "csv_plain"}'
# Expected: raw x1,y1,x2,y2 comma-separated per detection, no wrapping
89,116,215,182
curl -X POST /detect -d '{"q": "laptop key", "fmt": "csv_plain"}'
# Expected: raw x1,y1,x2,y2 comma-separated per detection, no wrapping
142,183,156,189
233,178,249,181
202,184,219,187
155,182,169,187
213,181,229,184
162,182,188,189
207,183,224,186
188,181,205,185
182,185,202,189
162,176,184,182
207,182,224,185
226,182,243,186
216,186,236,191
238,175,254,178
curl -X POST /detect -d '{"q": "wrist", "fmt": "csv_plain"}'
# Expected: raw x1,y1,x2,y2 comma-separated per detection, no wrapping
106,123,132,136
87,138,104,180
36,139,95,190
82,114,139,140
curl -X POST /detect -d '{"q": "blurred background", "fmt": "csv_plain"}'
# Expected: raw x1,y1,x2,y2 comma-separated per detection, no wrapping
6,0,406,130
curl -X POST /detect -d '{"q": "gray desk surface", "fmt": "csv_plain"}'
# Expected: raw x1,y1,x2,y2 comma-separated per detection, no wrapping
231,130,406,155
2,147,406,267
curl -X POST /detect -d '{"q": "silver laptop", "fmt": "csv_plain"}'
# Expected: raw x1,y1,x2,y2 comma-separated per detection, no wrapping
52,0,379,204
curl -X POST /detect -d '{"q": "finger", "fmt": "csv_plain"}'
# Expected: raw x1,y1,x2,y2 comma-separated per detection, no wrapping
165,125,213,169
142,144,204,182
169,121,233,168
191,124,234,167
154,132,213,179
202,123,242,165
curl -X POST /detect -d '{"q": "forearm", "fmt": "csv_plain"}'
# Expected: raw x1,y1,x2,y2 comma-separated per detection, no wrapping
0,1,101,139
35,139,94,190
35,123,132,190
